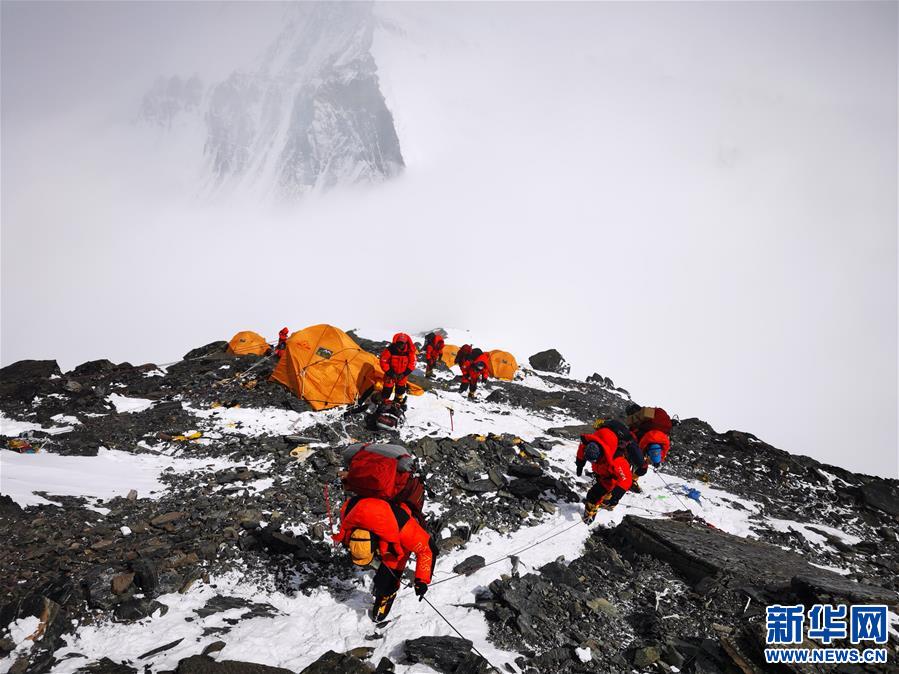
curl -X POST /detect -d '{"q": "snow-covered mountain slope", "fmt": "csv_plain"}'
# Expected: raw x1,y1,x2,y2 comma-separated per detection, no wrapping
0,334,897,673
139,2,403,199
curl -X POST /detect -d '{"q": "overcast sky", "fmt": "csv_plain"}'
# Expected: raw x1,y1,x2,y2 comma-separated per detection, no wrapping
2,2,896,477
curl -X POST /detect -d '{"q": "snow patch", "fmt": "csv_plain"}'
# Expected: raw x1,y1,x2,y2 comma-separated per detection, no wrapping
1,448,238,508
107,394,156,414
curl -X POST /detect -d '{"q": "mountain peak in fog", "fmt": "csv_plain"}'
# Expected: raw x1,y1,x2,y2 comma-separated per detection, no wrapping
140,2,403,199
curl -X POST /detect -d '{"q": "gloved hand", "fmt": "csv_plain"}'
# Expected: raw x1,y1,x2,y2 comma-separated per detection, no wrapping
575,459,586,476
582,501,599,524
414,579,428,601
647,444,663,467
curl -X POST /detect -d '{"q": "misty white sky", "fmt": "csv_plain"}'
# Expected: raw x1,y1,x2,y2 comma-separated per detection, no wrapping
1,2,896,478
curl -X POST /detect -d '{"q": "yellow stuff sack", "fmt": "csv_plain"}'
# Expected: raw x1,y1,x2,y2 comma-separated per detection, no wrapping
348,529,375,567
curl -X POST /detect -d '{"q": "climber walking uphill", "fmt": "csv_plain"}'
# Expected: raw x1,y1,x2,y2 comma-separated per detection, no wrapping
625,405,674,477
423,332,445,378
459,347,490,400
576,425,633,524
340,442,426,521
379,333,417,407
333,497,437,621
274,327,289,359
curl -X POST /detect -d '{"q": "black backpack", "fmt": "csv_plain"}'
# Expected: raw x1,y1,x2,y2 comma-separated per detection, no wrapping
596,419,636,458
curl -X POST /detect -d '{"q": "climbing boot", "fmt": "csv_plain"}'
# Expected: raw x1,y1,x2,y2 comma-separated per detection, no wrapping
467,390,476,401
582,501,600,524
629,477,642,494
371,591,397,622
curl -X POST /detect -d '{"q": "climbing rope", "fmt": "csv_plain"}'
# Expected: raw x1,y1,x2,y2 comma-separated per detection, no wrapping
655,471,692,510
381,566,503,674
430,519,584,586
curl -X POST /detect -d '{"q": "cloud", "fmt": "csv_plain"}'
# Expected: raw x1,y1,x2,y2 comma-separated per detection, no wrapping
1,1,896,477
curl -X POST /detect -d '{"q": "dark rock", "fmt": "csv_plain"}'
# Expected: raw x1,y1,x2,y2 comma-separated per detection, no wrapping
111,572,135,595
507,464,542,479
258,529,324,560
0,360,62,382
527,349,569,375
202,641,227,656
113,598,164,622
138,638,184,660
633,646,660,668
298,650,373,673
69,359,118,377
84,569,120,610
459,480,499,494
75,657,139,673
183,342,228,360
452,555,486,576
609,516,897,604
177,654,295,673
404,636,489,674
150,511,185,526
131,559,159,596
545,424,593,440
538,561,581,589
859,480,899,517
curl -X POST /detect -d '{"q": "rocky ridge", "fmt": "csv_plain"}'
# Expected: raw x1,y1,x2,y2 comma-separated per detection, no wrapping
0,334,897,673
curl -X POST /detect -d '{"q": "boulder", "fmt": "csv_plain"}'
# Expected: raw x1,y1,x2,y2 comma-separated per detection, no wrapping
182,342,228,360
452,555,486,576
177,655,295,673
609,516,898,605
404,636,489,674
859,480,899,517
299,650,374,674
68,359,118,377
0,360,62,382
528,349,570,375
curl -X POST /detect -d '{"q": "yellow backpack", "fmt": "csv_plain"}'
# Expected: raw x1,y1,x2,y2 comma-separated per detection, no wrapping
348,529,376,566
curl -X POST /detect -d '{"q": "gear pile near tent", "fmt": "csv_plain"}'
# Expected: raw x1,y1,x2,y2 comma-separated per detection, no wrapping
270,324,423,411
487,350,518,380
227,331,271,356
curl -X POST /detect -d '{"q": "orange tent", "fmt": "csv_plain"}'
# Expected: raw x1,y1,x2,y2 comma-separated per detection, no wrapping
441,344,461,369
487,350,518,380
270,324,422,411
227,331,271,356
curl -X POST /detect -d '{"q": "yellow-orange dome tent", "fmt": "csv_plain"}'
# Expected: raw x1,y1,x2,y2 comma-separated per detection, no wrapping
227,331,271,356
487,350,518,380
270,324,422,411
441,344,461,369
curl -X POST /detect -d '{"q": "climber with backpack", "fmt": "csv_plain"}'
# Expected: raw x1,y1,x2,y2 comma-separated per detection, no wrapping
274,327,289,358
333,496,437,621
423,332,445,378
454,344,473,369
594,418,645,493
575,424,633,523
339,442,426,520
379,333,418,408
458,347,490,400
625,405,674,477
